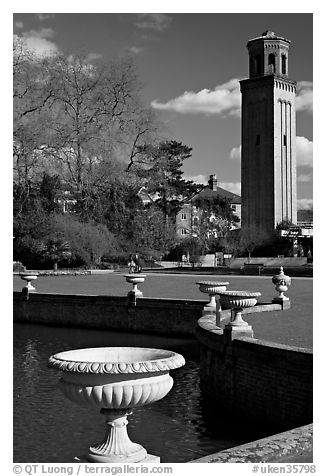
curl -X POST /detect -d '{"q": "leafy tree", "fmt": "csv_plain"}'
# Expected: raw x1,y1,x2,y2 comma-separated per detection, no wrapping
127,205,176,255
38,237,71,271
190,195,240,253
50,214,119,267
276,219,295,230
130,140,199,222
167,237,203,264
239,226,270,262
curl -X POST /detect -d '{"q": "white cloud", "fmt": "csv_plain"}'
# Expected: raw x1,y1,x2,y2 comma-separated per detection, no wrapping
297,172,312,182
86,53,103,62
22,36,59,57
152,78,312,118
23,28,55,39
296,136,313,167
151,79,241,116
129,46,145,55
20,28,59,57
227,137,313,167
36,14,56,21
230,145,241,160
183,174,209,185
135,13,172,31
296,81,313,114
297,198,313,210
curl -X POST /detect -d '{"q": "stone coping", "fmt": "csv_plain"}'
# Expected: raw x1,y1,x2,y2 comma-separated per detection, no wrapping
189,424,313,463
218,301,291,321
198,302,312,353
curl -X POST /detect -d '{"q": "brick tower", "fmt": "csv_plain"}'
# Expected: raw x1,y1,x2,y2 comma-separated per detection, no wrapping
240,30,297,236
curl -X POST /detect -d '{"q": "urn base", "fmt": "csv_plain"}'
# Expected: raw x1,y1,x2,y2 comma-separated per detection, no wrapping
87,444,147,463
75,454,160,463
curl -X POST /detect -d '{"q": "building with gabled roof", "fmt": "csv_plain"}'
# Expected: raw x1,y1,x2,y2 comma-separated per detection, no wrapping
176,174,241,239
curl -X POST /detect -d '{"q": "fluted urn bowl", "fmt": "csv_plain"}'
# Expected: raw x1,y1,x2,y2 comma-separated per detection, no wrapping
124,274,147,284
49,347,185,463
196,281,229,308
20,271,39,291
218,290,261,309
124,274,146,296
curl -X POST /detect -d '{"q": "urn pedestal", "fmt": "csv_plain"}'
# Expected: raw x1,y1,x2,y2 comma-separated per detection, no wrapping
196,281,229,316
124,274,146,297
20,272,38,292
219,291,261,339
49,346,185,462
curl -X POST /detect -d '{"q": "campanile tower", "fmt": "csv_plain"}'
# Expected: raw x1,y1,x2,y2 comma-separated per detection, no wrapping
240,30,297,235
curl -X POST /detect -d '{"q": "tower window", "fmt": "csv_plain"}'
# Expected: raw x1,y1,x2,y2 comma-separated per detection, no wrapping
283,135,287,146
282,54,287,74
268,53,276,73
255,55,262,75
255,134,260,146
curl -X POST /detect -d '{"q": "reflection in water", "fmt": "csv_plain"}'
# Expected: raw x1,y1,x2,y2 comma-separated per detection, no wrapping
14,323,266,463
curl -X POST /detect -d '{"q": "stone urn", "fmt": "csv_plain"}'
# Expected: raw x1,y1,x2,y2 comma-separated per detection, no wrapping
19,271,39,292
196,281,229,309
272,266,291,301
218,290,261,310
48,346,185,462
124,274,146,297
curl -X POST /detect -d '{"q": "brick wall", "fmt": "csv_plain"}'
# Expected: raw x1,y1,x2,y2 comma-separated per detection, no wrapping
13,292,205,337
197,317,312,431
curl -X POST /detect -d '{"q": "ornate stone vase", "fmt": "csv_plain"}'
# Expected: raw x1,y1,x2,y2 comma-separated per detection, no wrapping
19,271,39,291
48,346,185,463
272,266,291,301
124,274,146,297
218,290,261,310
196,281,229,308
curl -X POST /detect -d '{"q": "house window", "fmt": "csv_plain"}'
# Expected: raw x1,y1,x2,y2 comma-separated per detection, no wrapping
181,213,187,220
283,135,287,146
255,134,260,146
181,228,187,235
231,205,236,211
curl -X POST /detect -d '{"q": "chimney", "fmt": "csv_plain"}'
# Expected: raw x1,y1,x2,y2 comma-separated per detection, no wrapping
208,174,218,191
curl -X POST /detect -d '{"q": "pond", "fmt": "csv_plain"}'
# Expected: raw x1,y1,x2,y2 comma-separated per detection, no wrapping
13,322,270,463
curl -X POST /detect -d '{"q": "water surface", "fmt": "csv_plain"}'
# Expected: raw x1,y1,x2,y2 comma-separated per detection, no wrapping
13,322,269,463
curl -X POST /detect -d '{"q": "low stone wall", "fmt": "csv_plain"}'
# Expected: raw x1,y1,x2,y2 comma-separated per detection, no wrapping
13,292,205,337
230,257,308,268
197,314,313,431
190,424,313,463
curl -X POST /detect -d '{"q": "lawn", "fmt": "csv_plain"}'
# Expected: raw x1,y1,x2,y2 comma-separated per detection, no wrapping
13,271,313,349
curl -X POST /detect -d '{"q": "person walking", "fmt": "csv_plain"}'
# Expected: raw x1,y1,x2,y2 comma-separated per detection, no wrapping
134,254,142,273
128,254,136,273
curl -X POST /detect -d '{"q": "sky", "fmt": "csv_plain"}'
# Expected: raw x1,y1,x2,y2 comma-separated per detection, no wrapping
12,11,313,209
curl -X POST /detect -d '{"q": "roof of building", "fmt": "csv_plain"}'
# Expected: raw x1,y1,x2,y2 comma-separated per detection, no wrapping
192,185,241,204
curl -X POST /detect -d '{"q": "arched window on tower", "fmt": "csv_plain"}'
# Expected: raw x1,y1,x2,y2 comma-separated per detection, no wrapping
281,54,287,75
255,55,262,75
268,53,275,73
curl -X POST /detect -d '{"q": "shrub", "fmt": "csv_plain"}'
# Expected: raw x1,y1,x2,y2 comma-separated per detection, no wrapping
13,261,26,272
